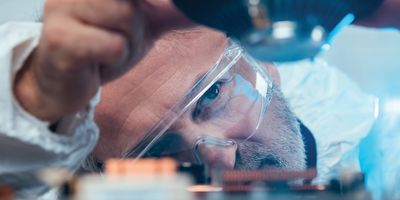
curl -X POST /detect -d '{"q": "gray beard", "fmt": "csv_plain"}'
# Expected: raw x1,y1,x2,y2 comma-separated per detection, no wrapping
234,86,306,171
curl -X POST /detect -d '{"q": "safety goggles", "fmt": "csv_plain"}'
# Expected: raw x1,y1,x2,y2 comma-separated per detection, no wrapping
124,41,274,168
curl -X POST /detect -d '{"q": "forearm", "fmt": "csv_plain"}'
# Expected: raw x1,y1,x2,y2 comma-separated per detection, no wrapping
355,0,400,28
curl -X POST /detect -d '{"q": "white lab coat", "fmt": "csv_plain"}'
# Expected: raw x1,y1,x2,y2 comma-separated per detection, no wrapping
278,59,378,184
0,22,99,199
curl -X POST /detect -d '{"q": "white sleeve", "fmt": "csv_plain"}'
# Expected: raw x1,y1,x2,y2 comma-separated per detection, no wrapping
277,59,378,184
0,22,99,198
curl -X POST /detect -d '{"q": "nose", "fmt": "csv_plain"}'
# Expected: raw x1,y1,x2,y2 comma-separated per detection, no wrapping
193,136,238,169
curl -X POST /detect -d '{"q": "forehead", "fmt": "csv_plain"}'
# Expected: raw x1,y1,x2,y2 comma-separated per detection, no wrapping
95,28,228,156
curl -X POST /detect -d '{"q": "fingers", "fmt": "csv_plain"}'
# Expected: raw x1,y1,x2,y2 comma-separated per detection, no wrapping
42,15,128,74
18,0,151,122
44,0,138,35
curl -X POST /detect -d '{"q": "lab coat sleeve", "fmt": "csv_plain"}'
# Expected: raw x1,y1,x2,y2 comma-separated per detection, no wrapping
0,22,99,198
278,59,378,184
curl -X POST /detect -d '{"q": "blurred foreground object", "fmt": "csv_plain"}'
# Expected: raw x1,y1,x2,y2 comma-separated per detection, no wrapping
105,158,177,176
75,158,192,200
0,186,14,200
173,0,383,62
72,163,373,200
360,99,400,200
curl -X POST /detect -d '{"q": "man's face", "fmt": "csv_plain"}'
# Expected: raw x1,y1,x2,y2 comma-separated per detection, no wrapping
93,28,306,171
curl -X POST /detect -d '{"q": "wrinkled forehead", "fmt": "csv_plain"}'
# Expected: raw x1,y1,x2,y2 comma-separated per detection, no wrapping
140,29,228,115
96,28,228,154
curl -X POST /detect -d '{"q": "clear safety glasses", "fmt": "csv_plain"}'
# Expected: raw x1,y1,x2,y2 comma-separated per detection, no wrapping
124,41,274,167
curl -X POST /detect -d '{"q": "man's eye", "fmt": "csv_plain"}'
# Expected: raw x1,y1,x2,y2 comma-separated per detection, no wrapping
203,83,220,101
192,82,222,119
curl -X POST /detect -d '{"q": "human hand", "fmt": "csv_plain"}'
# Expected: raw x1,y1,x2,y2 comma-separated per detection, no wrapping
14,0,193,123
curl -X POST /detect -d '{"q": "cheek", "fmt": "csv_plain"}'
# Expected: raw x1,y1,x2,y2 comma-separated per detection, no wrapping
224,94,268,141
213,97,260,140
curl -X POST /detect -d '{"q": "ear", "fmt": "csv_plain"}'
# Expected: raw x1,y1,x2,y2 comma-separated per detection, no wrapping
264,63,281,86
